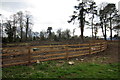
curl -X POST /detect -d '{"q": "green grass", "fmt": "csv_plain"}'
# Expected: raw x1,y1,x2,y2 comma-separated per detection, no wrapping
2,60,120,79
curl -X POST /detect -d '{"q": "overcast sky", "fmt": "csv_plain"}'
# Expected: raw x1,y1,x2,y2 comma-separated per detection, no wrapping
0,0,120,37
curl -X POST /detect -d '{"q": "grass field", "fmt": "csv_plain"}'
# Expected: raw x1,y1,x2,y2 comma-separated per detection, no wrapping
2,60,120,79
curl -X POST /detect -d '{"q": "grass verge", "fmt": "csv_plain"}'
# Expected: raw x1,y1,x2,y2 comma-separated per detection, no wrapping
2,60,120,79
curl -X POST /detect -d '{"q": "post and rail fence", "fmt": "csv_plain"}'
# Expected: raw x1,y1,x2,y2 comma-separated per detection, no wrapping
0,40,107,67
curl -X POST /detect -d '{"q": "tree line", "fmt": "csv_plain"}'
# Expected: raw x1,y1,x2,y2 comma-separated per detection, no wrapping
1,11,33,42
31,28,80,41
1,0,120,43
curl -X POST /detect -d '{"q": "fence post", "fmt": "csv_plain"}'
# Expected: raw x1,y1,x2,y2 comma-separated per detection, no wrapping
100,42,102,51
65,45,69,60
104,41,107,50
105,41,107,49
103,42,105,50
27,47,31,65
89,43,91,54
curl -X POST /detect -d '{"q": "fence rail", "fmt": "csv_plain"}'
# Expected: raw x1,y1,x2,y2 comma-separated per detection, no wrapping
1,41,107,67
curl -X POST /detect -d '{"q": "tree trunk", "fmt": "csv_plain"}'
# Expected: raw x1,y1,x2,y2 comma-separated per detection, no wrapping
101,22,106,40
110,15,112,41
80,7,84,42
91,14,94,38
13,26,16,42
20,26,23,42
13,20,16,42
104,15,107,40
26,18,29,40
20,16,23,42
80,26,84,42
104,24,107,40
95,33,97,39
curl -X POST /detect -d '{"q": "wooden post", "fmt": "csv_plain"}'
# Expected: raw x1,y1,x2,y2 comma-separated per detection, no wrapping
103,42,105,50
100,42,102,51
105,41,107,49
104,42,106,49
28,47,31,65
65,45,69,60
89,43,91,54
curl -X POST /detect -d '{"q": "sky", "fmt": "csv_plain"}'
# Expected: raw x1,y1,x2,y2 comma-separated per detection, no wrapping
118,1,120,37
0,0,120,37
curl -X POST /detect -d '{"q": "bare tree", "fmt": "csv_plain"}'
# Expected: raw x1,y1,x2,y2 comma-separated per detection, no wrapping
10,14,18,42
47,27,52,39
17,11,24,41
61,29,71,40
25,11,33,40
56,28,62,39
40,31,47,40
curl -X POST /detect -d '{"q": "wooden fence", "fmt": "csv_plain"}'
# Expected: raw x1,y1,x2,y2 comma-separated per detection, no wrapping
1,41,107,67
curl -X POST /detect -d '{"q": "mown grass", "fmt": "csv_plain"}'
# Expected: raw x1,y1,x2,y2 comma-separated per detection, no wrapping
2,60,120,79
